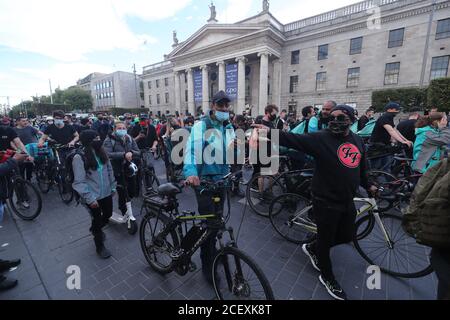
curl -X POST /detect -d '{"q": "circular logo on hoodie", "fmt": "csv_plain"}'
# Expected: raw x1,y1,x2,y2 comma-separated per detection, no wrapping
337,143,361,168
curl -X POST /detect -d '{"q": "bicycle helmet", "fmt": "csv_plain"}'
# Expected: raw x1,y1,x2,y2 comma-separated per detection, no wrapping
124,160,138,178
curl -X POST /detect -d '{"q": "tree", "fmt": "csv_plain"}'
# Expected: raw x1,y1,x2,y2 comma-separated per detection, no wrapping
427,78,450,113
372,87,428,112
62,87,93,112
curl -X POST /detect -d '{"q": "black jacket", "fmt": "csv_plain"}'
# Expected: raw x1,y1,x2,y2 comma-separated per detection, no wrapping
0,158,18,201
279,130,369,204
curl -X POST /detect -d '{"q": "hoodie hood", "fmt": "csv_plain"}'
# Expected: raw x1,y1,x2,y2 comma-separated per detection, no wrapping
415,125,437,136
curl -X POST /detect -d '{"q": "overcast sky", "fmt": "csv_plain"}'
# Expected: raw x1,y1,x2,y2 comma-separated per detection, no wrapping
0,0,359,106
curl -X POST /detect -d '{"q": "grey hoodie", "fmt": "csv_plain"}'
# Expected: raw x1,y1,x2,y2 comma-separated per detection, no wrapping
72,153,117,205
103,133,141,173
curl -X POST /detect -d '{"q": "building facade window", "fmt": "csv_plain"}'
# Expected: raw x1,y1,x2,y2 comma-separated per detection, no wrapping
318,44,328,60
316,72,327,91
291,50,300,65
165,78,169,87
350,37,363,55
148,81,152,89
149,95,152,105
156,79,160,88
388,28,405,48
289,75,299,93
436,18,450,40
384,62,400,85
430,55,450,80
185,90,188,102
165,92,169,103
347,67,360,87
157,94,160,104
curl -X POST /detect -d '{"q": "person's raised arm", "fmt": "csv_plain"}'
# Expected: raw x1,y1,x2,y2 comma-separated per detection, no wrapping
383,124,412,147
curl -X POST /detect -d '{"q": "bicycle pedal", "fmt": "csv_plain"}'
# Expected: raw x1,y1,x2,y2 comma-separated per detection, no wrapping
189,262,197,272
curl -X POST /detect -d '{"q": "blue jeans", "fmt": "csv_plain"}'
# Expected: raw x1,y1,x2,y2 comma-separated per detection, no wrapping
0,202,4,223
370,155,393,172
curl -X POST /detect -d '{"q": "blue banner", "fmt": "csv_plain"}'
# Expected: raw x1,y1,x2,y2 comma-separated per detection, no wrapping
194,70,202,103
225,63,238,101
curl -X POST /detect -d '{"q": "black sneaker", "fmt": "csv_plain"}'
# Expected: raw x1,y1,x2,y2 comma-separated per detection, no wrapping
302,244,320,272
319,275,347,301
0,275,18,291
96,246,111,259
0,259,21,273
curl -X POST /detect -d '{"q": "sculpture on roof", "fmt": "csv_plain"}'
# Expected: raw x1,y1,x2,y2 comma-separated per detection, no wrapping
263,0,270,12
208,2,218,23
172,30,179,46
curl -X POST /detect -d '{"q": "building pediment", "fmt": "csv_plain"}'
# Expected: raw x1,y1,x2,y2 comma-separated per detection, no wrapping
169,25,268,59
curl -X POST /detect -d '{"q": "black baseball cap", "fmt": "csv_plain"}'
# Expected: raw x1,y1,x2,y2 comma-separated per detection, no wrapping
384,102,401,112
212,90,231,104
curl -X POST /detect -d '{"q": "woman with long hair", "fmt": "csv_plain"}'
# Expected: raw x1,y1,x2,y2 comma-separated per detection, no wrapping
412,112,450,174
72,130,117,259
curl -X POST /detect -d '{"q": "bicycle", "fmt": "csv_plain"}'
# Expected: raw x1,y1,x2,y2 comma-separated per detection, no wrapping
268,191,433,279
47,141,76,204
1,151,42,221
139,172,275,300
140,148,160,193
34,143,55,194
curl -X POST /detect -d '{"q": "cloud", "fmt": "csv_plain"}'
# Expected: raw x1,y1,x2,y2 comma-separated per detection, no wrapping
218,0,255,23
271,0,361,24
0,0,190,62
1,62,114,105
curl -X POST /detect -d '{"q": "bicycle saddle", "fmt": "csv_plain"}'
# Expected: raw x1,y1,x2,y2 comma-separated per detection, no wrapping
157,183,182,196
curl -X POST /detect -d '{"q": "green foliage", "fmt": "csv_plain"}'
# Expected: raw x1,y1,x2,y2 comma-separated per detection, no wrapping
427,77,450,112
62,87,93,111
372,87,428,112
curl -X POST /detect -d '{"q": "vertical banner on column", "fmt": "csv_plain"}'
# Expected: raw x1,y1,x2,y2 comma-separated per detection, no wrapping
194,70,202,104
225,63,238,101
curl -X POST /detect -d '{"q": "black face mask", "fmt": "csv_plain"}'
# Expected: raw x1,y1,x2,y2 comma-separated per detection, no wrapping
328,115,351,136
269,114,277,122
91,140,103,151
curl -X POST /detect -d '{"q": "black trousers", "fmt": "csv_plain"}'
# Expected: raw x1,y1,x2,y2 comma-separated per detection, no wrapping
194,188,225,274
87,196,113,248
115,174,137,215
311,198,357,281
19,162,33,181
431,249,450,300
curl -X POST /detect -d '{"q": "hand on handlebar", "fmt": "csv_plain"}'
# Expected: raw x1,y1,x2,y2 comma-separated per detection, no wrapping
13,152,28,162
368,185,378,197
185,176,200,187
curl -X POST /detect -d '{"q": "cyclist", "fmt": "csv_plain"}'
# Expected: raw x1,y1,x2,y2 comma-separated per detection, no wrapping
103,122,141,222
357,107,375,132
368,102,412,171
254,105,377,300
72,130,117,259
0,151,28,291
184,90,236,284
412,112,450,174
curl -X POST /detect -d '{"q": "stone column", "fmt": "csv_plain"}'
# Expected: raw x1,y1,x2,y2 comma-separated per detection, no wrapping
200,65,210,113
186,68,195,116
217,61,226,91
258,52,270,115
236,56,247,115
272,59,282,107
174,71,181,113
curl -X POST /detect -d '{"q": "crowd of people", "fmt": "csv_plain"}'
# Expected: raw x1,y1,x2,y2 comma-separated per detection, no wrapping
0,90,449,300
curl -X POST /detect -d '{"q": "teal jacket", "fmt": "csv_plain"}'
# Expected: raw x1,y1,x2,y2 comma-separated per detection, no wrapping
183,116,235,181
412,126,450,174
308,115,329,133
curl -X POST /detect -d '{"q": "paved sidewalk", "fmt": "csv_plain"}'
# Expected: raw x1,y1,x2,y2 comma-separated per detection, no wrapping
0,161,438,300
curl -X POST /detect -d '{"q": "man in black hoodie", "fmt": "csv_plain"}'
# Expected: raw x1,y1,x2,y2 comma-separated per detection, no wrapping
254,105,376,300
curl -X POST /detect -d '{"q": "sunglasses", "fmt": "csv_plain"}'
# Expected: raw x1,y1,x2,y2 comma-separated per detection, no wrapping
329,114,351,122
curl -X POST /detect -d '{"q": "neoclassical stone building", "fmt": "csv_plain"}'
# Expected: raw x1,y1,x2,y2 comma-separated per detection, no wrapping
142,0,450,117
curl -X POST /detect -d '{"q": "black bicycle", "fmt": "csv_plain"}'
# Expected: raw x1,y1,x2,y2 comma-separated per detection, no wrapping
140,148,160,193
139,172,274,300
1,152,42,221
48,141,75,204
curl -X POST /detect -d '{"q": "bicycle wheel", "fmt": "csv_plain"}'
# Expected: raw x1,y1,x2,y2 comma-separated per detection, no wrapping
57,174,74,204
354,213,433,278
139,212,180,274
35,166,51,194
269,193,316,245
213,247,274,300
8,179,42,221
246,174,285,217
368,170,399,211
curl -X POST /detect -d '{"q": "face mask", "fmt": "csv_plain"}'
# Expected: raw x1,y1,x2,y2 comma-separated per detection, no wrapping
328,115,351,136
55,119,64,127
116,129,127,137
215,111,230,122
269,114,277,122
91,140,103,151
47,121,54,125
